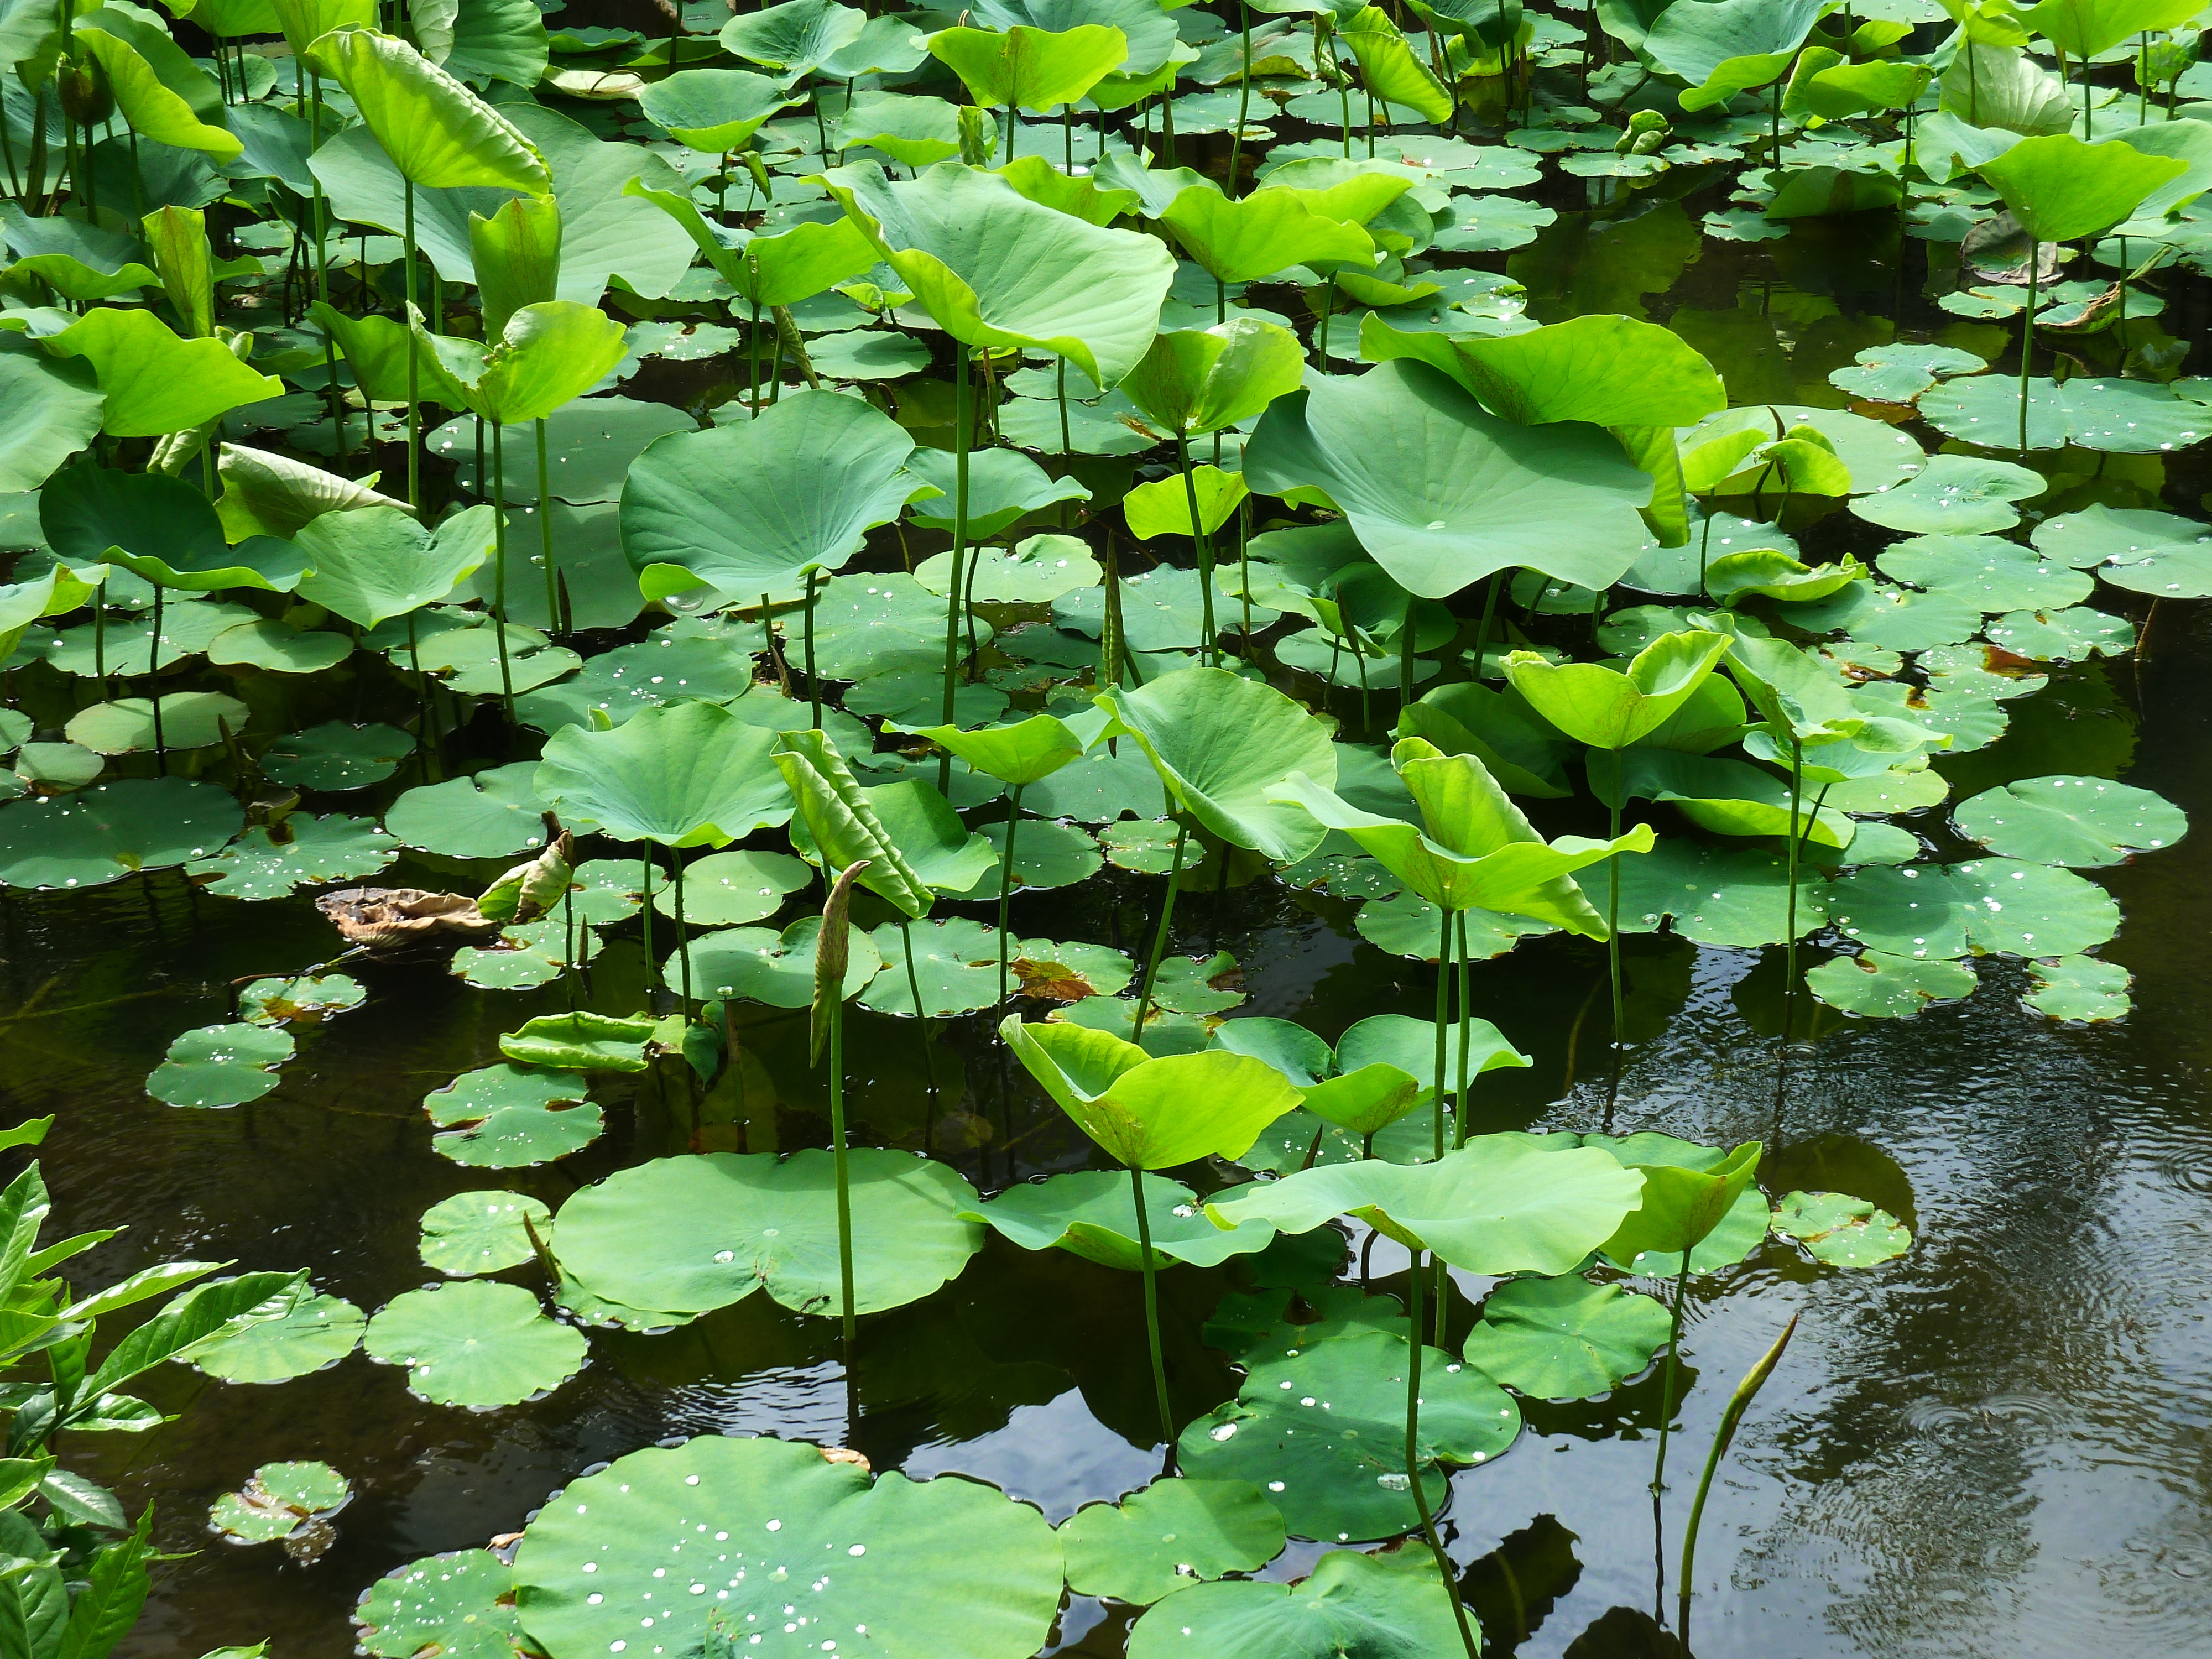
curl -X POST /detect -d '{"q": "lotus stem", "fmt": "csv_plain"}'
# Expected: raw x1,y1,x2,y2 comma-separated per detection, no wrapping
1405,1248,1483,1659
1453,911,1473,1149
829,989,856,1342
747,294,761,416
1173,436,1218,665
1468,572,1501,676
1236,499,1252,642
1651,1252,1694,1493
1129,1164,1177,1460
895,917,937,1091
1400,595,1417,707
1608,745,1626,1048
639,846,656,999
997,782,1024,1008
1432,901,1451,1163
671,849,692,1013
1131,818,1190,1040
1232,0,1253,194
404,176,418,509
1056,358,1070,457
805,567,821,728
1678,1313,1799,1645
938,344,972,796
148,582,165,775
2020,254,2038,456
490,422,517,722
1784,733,1802,1011
536,417,558,632
1101,532,1125,691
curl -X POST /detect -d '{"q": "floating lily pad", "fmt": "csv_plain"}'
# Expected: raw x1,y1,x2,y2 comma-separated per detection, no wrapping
808,326,932,380
1009,937,1135,1000
422,1065,605,1168
260,722,417,790
1354,890,1558,960
1983,606,2136,662
356,1550,521,1659
386,764,557,859
980,817,1102,893
1824,865,1974,960
550,1149,984,1319
963,1170,1277,1271
676,915,880,1008
1919,375,2209,453
362,1280,587,1408
1123,1546,1467,1659
1462,1275,1671,1402
2037,503,2212,598
1952,775,2185,867
1770,1190,1912,1267
452,914,599,991
513,1435,1064,1659
419,1190,554,1276
1806,948,1979,1017
1828,342,1985,403
1179,1329,1519,1543
1151,950,1246,1015
1852,679,2009,752
210,1460,350,1545
189,814,397,899
861,916,1005,1016
1577,838,1826,947
207,619,354,674
2023,953,2131,1021
1798,582,1984,651
239,973,366,1025
1022,742,1168,823
148,1022,295,1108
515,634,759,733
1876,536,2090,612
64,692,253,754
655,848,813,926
1848,453,2042,535
432,397,696,504
188,1290,366,1384
498,1011,656,1074
1950,856,2122,956
566,859,648,925
1060,1478,1287,1607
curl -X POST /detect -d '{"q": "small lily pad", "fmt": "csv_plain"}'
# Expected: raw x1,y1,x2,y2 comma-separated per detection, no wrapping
809,326,932,380
1151,950,1246,1015
862,916,1005,1016
676,916,880,1009
148,1022,295,1108
1805,949,1979,1017
189,815,397,899
498,1011,656,1073
1123,1546,1467,1659
2023,953,2131,1021
188,1290,366,1384
210,1461,350,1544
239,973,366,1025
1848,453,2043,535
1983,606,2136,662
386,763,557,859
980,817,1102,893
1770,1190,1911,1267
1060,1478,1287,1607
654,848,813,926
1354,890,1558,960
419,1190,554,1276
1576,838,1827,947
261,722,416,790
1462,1275,1671,1402
424,1065,605,1168
1009,937,1135,1000
355,1550,521,1659
362,1280,587,1408
452,915,599,990
1952,775,2186,867
1876,536,2090,612
64,692,253,755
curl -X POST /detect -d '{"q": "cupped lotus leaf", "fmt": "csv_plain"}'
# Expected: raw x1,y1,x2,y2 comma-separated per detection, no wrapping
773,730,941,917
1952,775,2185,867
1807,948,1979,1016
1590,1137,1761,1264
1061,1478,1287,1607
1396,681,1574,798
294,505,494,628
1160,185,1376,285
1704,550,1866,605
1244,359,1653,599
1975,134,2185,243
1121,320,1307,437
306,28,549,194
963,1169,1278,1270
467,194,561,345
72,24,241,159
622,183,876,309
906,447,1085,538
514,1435,1062,1659
45,309,282,437
809,328,933,382
1095,666,1338,862
41,466,306,594
0,778,243,889
719,0,868,76
1465,1274,1671,1401
148,1021,294,1108
1644,0,1828,111
1125,1546,1468,1659
411,301,627,428
209,1460,350,1542
622,391,921,601
1216,1013,1527,1136
550,1149,983,1318
2021,0,2205,59
1123,467,1248,540
927,24,1128,112
363,1279,585,1407
990,155,1142,225
637,67,802,149
1338,7,1453,122
424,1064,604,1167
355,1550,520,1659
1505,630,1730,751
1917,374,2208,455
385,762,554,858
186,1290,364,1384
215,445,410,541
906,713,1085,786
1209,1139,1646,1274
498,1011,656,1073
1606,749,1855,850
677,915,881,1008
1177,1328,1519,1542
1001,1016,1302,1168
821,161,1177,388
535,701,789,848
1361,312,1725,430
1770,1188,1912,1266
418,1190,552,1276
837,89,970,168
0,353,101,492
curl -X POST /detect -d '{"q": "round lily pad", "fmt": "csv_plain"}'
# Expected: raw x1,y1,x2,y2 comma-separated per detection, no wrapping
64,692,253,754
422,1064,606,1168
1354,890,1557,961
11,741,103,794
1008,937,1135,1000
1828,342,1985,403
1952,775,2185,867
1806,949,1979,1018
188,1290,366,1383
980,817,1101,893
654,848,812,926
1825,865,1973,961
2023,953,2131,1021
1876,536,2090,612
1462,1275,1672,1402
860,916,1005,1017
549,1149,984,1321
2037,503,2212,598
1178,1329,1520,1544
419,1190,555,1276
513,1435,1064,1659
1574,838,1827,947
1770,1190,1911,1267
148,1021,295,1108
356,1550,522,1659
1950,857,2121,956
453,915,599,991
1150,951,1247,1016
809,327,932,381
963,1170,1277,1271
239,973,366,1025
1124,1546,1469,1659
261,722,417,790
1847,453,2042,535
386,763,557,859
1060,1478,1287,1607
362,1280,587,1408
1919,374,2209,454
1852,679,2009,753
189,814,397,899
1022,742,1167,822
1983,605,2136,662
207,618,354,673
210,1461,351,1544
676,916,880,1009
516,634,758,734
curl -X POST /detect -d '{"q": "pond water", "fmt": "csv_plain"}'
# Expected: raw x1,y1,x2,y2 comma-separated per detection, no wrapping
7,25,2212,1659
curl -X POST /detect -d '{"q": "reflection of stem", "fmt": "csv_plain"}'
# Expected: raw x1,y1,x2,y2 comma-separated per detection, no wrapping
1406,1249,1483,1659
1130,1164,1177,1462
149,583,166,776
1784,733,1802,1024
1131,820,1190,1039
1651,1253,1693,1493
640,847,657,1001
1679,1314,1799,1645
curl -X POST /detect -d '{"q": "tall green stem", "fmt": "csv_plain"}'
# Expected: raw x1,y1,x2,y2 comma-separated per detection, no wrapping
805,567,821,727
1130,1165,1176,1459
829,989,856,1341
672,849,691,1010
1405,1249,1483,1659
1651,1254,1694,1493
1173,435,1218,665
490,422,516,721
1784,735,1803,1005
1131,819,1190,1039
1230,0,1253,194
536,417,557,631
997,782,1024,1006
2019,255,2039,454
1678,1314,1799,1645
938,344,971,796
1452,911,1472,1150
403,178,419,508
1608,747,1625,1047
1431,901,1451,1162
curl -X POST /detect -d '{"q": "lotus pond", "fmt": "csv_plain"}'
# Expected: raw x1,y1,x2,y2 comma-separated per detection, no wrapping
4,0,2212,1654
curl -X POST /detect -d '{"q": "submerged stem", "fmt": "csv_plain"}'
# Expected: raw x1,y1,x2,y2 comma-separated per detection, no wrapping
1652,1253,1694,1494
1130,1164,1177,1461
1679,1314,1799,1646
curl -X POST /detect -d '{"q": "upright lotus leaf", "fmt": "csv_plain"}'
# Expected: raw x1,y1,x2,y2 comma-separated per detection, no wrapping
1000,1017,1301,1168
294,504,494,627
928,23,1129,112
622,181,877,310
1123,321,1308,437
40,467,308,593
1095,666,1339,863
1338,7,1453,122
1218,1014,1527,1138
1643,0,1830,111
719,0,868,79
1591,1136,1764,1263
977,0,1180,74
1271,741,1652,935
820,161,1177,387
1360,314,1725,431
468,194,561,341
536,701,790,846
308,302,441,407
636,67,802,150
2022,0,2203,60
411,301,627,427
305,28,550,194
992,155,1141,225
1209,1137,1647,1275
772,728,936,917
45,309,281,437
1159,186,1377,285
72,23,241,160
906,713,1086,786
0,352,102,492
1975,134,2186,242
269,0,376,56
142,206,214,339
216,445,409,541
1244,359,1654,599
1255,159,1417,232
620,391,923,602
1505,632,1733,752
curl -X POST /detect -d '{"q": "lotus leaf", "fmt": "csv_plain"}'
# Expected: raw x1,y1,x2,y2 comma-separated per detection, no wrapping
188,815,397,899
499,1011,655,1073
434,398,695,505
294,505,495,628
356,1551,520,1659
905,447,1084,538
187,1290,365,1384
306,28,550,194
1061,1478,1287,1607
65,693,253,755
261,722,417,791
418,1191,552,1277
363,1280,585,1407
1124,1546,1468,1659
424,1065,604,1167
1976,134,2185,243
1983,604,2136,661
1952,775,2185,867
1363,312,1724,429
1463,1275,1672,1401
2025,953,2132,1021
385,763,554,859
964,1169,1277,1270
535,701,789,849
637,67,802,149
679,915,881,1008
1806,948,1980,1017
1574,836,1827,947
209,1460,349,1543
719,0,868,78
2034,503,2212,597
0,353,102,492
929,23,1128,113
1918,375,2210,454
237,974,366,1026
40,465,307,593
1770,1190,1912,1266
147,1022,294,1108
0,778,243,889
1123,320,1308,437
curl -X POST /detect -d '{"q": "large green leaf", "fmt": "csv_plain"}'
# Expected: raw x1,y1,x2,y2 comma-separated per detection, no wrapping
1505,630,1731,750
293,504,493,628
74,24,239,159
0,778,243,889
1589,1135,1762,1262
411,301,627,427
623,182,875,309
45,309,281,437
1360,312,1725,429
821,160,1176,387
1125,1547,1468,1658
719,0,868,76
905,712,1085,786
40,466,307,594
1121,320,1307,437
362,1280,585,1407
1975,133,2187,242
1160,184,1376,284
928,22,1128,111
1643,0,1828,111
1463,1274,1671,1401
535,699,790,847
2021,0,2204,61
1061,1478,1286,1607
0,351,101,491
638,66,802,148
1244,359,1653,598
306,27,549,193
1952,775,2185,867
355,1550,520,1659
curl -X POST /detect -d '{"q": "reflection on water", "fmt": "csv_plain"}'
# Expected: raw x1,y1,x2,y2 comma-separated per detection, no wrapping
3,188,2212,1659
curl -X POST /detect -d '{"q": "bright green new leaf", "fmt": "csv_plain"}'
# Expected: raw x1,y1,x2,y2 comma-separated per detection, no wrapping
1338,7,1453,123
294,504,492,628
1505,630,1733,750
1588,1134,1764,1263
536,700,791,846
927,23,1128,112
0,352,101,492
1644,0,1830,111
142,206,215,338
2021,0,2204,61
306,27,549,194
410,300,626,427
46,309,281,437
623,182,877,309
1122,320,1306,437
1360,312,1725,430
1975,133,2187,243
906,712,1086,786
1124,467,1247,539
719,0,868,77
1160,185,1376,285
74,24,241,160
468,194,561,341
771,728,937,917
